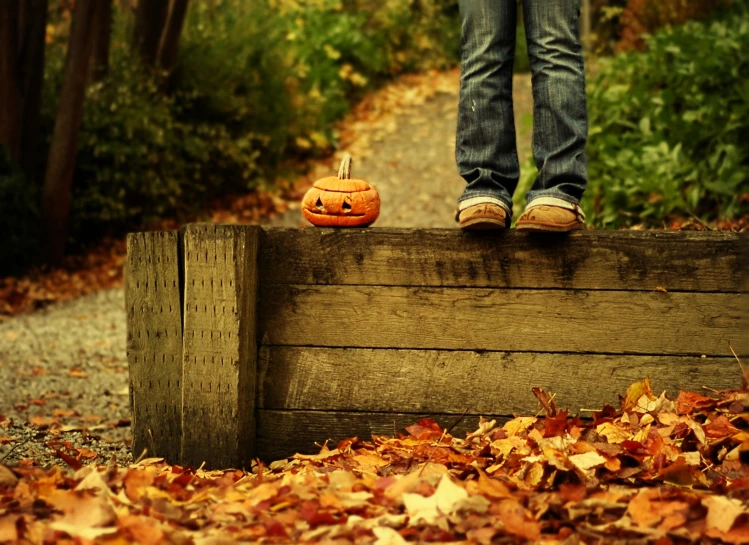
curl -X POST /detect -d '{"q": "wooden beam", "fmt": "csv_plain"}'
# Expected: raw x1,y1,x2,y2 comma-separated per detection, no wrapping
125,231,182,463
256,410,510,462
181,224,260,469
258,347,739,415
259,229,743,292
259,286,742,356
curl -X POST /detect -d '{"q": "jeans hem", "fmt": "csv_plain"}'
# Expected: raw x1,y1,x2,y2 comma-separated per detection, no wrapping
458,192,513,210
526,192,581,207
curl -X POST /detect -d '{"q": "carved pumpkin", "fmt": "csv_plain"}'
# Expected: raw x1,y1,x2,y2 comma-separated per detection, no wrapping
302,155,380,227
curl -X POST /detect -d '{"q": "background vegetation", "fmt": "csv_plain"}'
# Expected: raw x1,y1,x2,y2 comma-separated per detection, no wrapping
1,0,746,275
514,1,748,228
2,0,462,271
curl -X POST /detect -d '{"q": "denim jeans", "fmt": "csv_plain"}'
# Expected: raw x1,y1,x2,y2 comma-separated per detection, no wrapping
456,0,588,217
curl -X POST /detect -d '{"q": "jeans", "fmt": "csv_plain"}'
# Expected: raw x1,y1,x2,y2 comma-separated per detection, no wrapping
456,0,588,217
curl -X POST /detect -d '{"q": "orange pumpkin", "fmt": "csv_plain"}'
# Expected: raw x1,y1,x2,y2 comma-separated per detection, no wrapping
302,155,380,227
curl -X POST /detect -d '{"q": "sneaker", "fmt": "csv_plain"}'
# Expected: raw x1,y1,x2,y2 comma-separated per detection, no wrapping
516,200,585,232
457,203,508,230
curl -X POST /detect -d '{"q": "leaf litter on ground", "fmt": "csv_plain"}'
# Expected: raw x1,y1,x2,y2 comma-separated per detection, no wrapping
1,377,747,544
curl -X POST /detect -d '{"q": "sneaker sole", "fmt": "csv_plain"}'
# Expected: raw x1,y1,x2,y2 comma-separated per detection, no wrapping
515,220,585,232
459,217,507,230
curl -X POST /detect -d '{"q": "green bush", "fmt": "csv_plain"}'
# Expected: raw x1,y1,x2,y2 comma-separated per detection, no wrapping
516,4,748,227
582,5,749,227
177,0,461,161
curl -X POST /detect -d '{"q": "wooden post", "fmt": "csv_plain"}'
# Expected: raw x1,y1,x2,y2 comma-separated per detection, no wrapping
181,224,260,469
126,231,183,463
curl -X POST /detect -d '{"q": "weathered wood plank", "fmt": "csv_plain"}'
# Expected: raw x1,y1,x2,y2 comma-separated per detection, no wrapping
125,231,182,463
256,410,511,461
181,224,260,469
259,228,744,292
259,286,742,356
258,347,739,414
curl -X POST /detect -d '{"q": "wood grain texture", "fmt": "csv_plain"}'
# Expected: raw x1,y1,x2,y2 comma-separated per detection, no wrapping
259,286,742,356
258,347,739,414
259,228,744,292
125,231,182,463
256,410,510,462
181,224,260,469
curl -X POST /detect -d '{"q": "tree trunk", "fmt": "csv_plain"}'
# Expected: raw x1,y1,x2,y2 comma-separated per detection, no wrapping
0,0,22,163
91,0,112,82
157,0,189,75
41,0,97,264
0,0,48,180
18,0,49,178
133,0,170,68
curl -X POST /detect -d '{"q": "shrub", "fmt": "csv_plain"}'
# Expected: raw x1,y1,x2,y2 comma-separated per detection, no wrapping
584,6,748,227
616,0,731,52
515,5,748,228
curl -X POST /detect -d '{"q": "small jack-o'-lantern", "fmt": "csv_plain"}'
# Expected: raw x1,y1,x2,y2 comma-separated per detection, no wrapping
302,155,380,227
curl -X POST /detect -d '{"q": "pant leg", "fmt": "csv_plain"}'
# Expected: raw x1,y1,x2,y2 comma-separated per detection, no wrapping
456,0,518,215
522,0,588,206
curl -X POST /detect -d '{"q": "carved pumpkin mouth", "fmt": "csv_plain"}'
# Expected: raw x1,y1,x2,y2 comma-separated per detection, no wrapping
304,208,366,217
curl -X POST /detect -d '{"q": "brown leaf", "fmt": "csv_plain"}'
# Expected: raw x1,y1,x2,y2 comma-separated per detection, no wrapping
75,448,99,460
675,390,716,414
0,514,20,542
0,465,18,487
477,473,512,499
532,387,557,417
119,514,166,545
123,468,155,503
404,419,443,440
55,450,83,470
496,498,541,540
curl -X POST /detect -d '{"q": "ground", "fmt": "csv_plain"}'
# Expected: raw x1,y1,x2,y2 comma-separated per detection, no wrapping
0,70,534,467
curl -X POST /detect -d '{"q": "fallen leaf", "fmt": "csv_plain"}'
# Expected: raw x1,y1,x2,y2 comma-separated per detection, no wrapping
704,495,747,533
373,526,407,545
0,465,18,487
622,378,654,411
569,451,607,471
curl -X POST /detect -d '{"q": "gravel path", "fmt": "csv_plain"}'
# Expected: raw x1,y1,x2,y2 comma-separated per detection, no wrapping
0,290,132,466
0,72,534,468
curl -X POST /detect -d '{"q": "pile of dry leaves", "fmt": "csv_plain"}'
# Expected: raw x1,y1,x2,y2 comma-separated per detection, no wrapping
1,378,747,544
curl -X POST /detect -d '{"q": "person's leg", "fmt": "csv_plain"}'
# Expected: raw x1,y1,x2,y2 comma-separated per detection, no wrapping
519,0,588,229
455,0,519,224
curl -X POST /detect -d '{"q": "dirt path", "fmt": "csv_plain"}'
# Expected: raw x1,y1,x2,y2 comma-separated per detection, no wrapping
275,70,534,227
0,71,535,467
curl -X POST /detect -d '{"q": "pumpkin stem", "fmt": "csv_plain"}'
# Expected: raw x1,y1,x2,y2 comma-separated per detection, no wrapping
337,155,353,180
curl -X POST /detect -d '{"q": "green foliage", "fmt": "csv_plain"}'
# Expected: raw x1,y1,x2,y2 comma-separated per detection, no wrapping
519,6,749,227
75,0,460,234
515,12,530,74
176,0,461,161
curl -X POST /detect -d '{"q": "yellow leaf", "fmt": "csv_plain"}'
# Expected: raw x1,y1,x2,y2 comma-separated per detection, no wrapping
622,378,653,411
596,422,631,444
